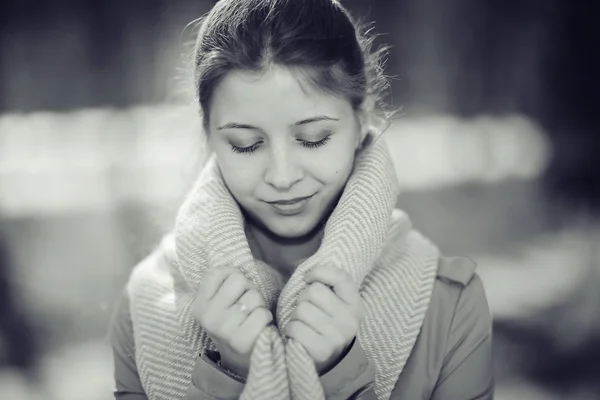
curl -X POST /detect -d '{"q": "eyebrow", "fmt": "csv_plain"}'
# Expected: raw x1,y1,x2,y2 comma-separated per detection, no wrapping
294,116,339,126
216,115,339,131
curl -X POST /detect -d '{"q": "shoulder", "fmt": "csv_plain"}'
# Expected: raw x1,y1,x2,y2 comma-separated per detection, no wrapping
427,256,492,350
430,256,490,323
413,255,492,362
391,256,493,396
436,256,478,287
430,256,491,328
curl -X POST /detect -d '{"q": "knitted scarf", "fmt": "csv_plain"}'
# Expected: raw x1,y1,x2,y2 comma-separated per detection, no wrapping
127,138,440,399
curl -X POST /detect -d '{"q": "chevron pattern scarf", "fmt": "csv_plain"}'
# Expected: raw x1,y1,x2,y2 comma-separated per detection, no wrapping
127,138,440,399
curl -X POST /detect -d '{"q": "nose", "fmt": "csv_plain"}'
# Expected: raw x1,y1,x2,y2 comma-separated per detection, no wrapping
264,145,303,190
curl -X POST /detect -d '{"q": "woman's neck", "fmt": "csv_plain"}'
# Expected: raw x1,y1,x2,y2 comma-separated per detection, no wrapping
245,219,325,279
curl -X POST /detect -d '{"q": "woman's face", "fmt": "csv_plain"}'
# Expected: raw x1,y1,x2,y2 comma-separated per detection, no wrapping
207,66,365,239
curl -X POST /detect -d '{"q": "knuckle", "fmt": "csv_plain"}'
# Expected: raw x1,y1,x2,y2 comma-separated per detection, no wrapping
227,271,246,286
307,284,322,298
295,302,308,317
258,307,273,323
250,305,262,316
224,271,240,284
312,284,329,300
245,276,257,288
248,307,266,323
208,267,231,280
249,289,266,307
226,276,249,296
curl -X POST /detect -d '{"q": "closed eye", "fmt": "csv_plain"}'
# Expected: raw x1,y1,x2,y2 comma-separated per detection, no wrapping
230,141,263,154
230,136,331,155
300,136,331,149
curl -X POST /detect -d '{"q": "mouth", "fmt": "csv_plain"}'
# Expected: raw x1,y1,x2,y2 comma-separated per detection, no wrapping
267,195,313,205
266,195,314,216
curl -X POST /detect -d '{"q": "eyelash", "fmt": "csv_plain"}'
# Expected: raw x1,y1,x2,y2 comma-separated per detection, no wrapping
230,136,331,155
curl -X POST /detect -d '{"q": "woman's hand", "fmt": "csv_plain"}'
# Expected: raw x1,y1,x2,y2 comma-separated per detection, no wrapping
285,265,365,375
192,266,273,378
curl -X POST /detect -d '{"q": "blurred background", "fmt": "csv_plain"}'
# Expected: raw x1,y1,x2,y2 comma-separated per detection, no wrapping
0,0,598,399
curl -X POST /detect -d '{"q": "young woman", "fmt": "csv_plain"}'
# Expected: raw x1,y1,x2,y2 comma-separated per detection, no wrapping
110,0,493,399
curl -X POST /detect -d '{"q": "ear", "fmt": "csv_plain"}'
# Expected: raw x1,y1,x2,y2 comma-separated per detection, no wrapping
357,95,392,150
355,96,377,149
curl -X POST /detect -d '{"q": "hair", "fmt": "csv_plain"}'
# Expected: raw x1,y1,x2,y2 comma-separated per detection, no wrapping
192,0,392,131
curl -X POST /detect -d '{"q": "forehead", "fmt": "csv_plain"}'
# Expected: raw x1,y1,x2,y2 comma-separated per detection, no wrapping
209,66,353,127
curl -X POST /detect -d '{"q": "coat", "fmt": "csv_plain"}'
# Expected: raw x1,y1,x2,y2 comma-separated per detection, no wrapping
109,253,493,399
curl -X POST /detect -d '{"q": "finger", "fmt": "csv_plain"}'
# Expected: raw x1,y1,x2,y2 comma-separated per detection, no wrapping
230,289,265,315
304,265,360,308
219,306,248,335
297,282,345,318
212,271,252,309
293,301,343,342
285,320,328,362
300,284,361,337
230,307,273,352
200,266,240,302
219,290,263,332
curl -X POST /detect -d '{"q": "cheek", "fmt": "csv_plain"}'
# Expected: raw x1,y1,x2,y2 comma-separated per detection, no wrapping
222,169,255,196
309,144,356,185
217,155,264,197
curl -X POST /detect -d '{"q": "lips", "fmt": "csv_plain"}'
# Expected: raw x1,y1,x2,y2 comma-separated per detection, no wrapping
267,195,313,205
266,194,314,216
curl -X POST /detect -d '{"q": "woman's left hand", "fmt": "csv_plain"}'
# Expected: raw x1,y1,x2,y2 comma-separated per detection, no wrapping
285,265,365,375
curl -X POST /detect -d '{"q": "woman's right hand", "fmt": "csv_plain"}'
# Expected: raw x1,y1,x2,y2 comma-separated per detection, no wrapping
192,266,273,378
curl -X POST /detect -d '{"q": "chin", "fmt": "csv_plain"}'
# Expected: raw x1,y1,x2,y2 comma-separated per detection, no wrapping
265,217,320,239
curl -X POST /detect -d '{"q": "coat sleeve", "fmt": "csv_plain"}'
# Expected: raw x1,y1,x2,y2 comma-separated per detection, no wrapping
108,291,247,400
110,289,376,399
109,287,378,400
319,336,376,399
190,335,375,400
